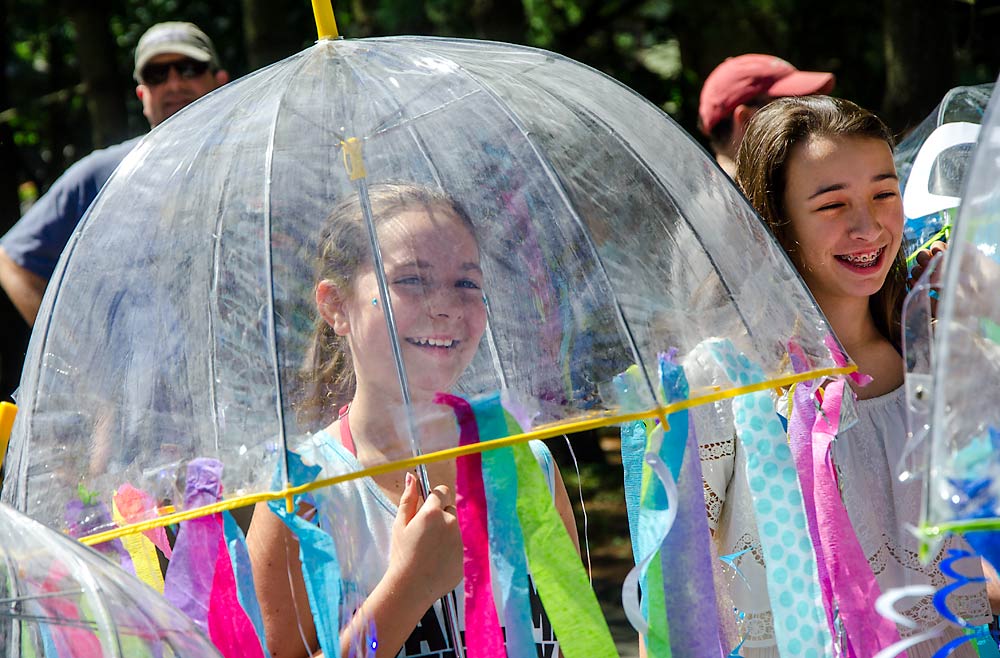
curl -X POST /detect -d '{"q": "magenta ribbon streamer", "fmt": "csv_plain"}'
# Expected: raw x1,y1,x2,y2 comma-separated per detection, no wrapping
788,381,837,642
208,525,267,658
791,380,901,655
435,392,506,658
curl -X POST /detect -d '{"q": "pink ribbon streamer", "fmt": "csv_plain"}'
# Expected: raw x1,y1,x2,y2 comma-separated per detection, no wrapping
208,528,267,658
824,334,873,387
434,392,506,658
791,380,901,655
788,383,837,639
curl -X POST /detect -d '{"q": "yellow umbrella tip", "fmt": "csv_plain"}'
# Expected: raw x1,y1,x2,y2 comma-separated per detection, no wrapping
312,0,340,40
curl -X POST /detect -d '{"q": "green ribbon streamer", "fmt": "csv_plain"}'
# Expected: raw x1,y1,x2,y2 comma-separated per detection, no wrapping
644,546,670,656
511,440,620,658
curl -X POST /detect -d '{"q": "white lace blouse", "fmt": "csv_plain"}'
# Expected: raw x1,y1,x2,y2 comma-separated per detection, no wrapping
700,384,991,657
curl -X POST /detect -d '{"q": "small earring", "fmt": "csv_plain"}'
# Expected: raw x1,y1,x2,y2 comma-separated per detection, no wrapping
372,297,378,306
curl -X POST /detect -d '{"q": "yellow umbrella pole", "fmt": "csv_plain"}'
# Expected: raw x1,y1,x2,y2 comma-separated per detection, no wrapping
312,0,340,39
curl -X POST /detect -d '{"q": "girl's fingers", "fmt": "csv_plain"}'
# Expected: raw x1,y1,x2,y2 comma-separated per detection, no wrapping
425,484,454,511
395,472,420,525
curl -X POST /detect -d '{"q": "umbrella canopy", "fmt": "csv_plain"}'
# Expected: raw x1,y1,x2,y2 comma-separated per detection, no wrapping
0,501,220,657
0,34,860,658
2,36,847,537
922,75,1000,536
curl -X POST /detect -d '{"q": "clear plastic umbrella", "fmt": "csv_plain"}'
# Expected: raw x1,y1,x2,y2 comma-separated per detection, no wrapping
0,501,220,657
1,11,854,658
915,73,1000,544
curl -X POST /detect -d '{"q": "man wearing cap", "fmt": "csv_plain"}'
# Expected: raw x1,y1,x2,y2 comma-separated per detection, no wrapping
0,22,228,326
698,54,835,177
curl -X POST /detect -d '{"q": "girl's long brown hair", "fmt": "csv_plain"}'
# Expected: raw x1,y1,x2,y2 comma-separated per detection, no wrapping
296,183,475,427
735,95,907,349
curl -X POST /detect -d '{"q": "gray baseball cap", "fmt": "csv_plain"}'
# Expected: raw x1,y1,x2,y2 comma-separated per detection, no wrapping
134,22,220,81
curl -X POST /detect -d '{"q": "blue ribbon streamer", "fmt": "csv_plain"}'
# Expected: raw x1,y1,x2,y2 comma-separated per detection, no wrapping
222,510,268,655
268,450,342,658
473,392,536,658
656,353,725,657
619,351,724,655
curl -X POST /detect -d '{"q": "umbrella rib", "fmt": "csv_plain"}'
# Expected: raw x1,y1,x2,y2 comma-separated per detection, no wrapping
263,52,317,495
0,588,87,605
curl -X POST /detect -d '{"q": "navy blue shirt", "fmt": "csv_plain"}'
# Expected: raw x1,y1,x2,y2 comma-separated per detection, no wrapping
2,137,142,279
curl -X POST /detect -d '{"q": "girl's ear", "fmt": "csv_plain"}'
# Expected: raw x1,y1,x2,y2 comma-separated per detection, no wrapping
316,280,351,336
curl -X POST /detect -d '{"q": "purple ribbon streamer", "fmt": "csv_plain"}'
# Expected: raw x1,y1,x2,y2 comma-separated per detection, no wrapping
659,420,725,657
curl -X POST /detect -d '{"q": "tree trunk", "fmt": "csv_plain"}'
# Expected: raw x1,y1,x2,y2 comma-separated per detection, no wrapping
66,0,129,147
882,0,954,134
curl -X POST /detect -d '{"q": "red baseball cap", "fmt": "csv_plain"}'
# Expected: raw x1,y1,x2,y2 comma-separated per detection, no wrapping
698,54,835,135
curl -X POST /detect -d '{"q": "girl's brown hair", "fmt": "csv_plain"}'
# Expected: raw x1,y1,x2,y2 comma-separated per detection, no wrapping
735,95,907,349
296,183,475,426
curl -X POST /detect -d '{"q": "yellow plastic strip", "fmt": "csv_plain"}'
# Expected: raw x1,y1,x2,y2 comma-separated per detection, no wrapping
905,225,951,265
80,364,854,547
919,519,1000,539
0,402,15,472
311,0,340,40
917,519,1000,561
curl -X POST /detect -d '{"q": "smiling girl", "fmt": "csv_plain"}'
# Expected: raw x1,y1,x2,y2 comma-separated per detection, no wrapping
247,184,576,658
701,96,991,656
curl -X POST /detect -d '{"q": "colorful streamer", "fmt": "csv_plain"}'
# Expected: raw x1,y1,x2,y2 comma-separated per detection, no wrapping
267,451,342,658
790,379,900,655
222,510,269,655
113,483,172,557
435,392,506,658
511,430,619,658
207,523,267,658
705,339,831,657
163,459,225,631
112,496,165,593
620,352,723,657
656,354,725,657
474,393,537,658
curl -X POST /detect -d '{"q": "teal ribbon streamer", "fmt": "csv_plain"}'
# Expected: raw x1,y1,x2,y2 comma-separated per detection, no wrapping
704,338,831,657
222,510,268,655
267,450,341,658
473,392,536,658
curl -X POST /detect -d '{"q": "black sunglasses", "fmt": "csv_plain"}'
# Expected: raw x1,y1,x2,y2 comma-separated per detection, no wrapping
140,58,211,86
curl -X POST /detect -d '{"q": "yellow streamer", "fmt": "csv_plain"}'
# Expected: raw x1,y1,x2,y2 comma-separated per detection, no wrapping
80,364,854,547
112,499,165,592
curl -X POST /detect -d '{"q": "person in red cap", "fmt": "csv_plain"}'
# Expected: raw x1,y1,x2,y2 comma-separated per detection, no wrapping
698,54,835,176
